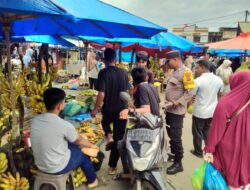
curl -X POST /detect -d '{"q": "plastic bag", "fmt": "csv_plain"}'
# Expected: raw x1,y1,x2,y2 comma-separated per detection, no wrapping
63,102,82,116
70,113,91,122
191,162,207,190
204,163,228,190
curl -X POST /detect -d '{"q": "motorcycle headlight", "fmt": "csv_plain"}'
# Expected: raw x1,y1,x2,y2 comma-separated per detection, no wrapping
132,157,150,171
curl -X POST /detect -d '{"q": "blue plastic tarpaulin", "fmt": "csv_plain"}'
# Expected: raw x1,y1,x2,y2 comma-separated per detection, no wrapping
116,51,135,62
0,0,166,38
80,31,203,53
0,0,70,16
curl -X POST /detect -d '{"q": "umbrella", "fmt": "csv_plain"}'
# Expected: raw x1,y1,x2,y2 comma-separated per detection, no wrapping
209,49,250,57
206,32,250,59
52,0,166,38
0,0,166,38
206,33,250,50
79,32,203,58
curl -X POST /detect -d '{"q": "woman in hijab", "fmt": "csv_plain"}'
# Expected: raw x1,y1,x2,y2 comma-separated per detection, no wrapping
204,71,250,190
216,59,233,94
87,51,99,89
23,48,34,68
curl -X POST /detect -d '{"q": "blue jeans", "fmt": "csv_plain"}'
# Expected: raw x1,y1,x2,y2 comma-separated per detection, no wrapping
56,143,97,183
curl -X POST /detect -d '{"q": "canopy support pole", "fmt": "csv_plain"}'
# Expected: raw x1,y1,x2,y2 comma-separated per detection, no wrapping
119,42,122,63
3,20,19,140
84,41,89,82
244,49,247,61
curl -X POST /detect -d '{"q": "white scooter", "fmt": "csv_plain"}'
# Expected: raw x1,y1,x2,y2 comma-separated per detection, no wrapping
119,92,168,190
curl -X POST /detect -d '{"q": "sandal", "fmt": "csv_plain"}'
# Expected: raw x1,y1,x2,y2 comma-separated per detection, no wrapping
87,177,107,189
112,173,131,181
108,167,117,175
105,141,115,151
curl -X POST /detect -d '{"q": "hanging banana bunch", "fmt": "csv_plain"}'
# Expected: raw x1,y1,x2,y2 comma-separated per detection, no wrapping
27,72,50,114
0,152,8,174
49,65,58,82
0,72,25,110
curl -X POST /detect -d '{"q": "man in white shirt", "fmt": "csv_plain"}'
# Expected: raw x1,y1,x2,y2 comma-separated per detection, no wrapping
31,88,99,188
190,60,223,158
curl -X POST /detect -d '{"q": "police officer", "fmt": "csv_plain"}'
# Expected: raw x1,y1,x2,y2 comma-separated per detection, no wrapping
165,50,194,175
135,51,154,84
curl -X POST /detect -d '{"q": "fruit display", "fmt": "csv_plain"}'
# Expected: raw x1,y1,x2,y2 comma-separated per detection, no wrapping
0,153,8,174
0,72,25,110
79,90,98,97
72,167,87,188
62,84,71,89
77,121,105,144
0,172,29,190
27,72,50,113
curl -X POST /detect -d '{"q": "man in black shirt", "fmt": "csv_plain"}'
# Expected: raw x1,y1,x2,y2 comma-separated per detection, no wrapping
91,48,128,175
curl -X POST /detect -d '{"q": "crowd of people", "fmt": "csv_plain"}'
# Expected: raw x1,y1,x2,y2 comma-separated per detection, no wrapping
29,47,250,189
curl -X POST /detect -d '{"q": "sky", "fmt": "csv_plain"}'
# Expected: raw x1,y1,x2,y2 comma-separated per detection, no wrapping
101,0,250,32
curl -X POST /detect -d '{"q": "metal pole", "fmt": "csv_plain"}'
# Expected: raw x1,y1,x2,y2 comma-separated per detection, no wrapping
84,41,89,82
245,10,249,22
119,43,122,63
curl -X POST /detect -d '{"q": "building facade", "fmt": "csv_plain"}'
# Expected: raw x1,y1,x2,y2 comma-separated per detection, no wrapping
172,25,209,44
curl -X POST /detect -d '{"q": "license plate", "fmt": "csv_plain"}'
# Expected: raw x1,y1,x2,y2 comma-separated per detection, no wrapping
127,129,154,141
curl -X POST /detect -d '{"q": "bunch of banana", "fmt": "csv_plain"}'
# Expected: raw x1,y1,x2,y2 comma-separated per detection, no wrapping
0,73,25,110
27,73,50,114
116,63,129,71
0,172,29,190
0,153,8,174
49,65,58,82
90,157,99,163
72,167,87,188
0,109,10,131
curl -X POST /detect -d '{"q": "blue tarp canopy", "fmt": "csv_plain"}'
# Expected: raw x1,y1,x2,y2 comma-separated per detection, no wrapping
0,0,166,39
0,35,75,47
79,32,203,53
0,0,70,16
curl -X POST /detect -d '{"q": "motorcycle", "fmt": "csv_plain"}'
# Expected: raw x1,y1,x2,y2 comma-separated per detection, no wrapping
119,92,168,190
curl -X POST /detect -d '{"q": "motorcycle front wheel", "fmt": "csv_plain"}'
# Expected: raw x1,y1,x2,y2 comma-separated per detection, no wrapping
132,180,156,190
141,180,157,190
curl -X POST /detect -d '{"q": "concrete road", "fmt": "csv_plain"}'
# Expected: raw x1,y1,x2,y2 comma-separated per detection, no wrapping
90,113,203,190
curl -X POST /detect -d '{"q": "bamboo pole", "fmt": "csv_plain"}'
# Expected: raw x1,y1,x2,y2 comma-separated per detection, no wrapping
3,21,19,140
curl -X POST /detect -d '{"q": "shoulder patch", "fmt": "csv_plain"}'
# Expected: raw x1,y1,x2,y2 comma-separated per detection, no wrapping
183,69,195,89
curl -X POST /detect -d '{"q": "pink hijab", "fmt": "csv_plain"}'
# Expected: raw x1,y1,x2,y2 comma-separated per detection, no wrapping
204,71,250,187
